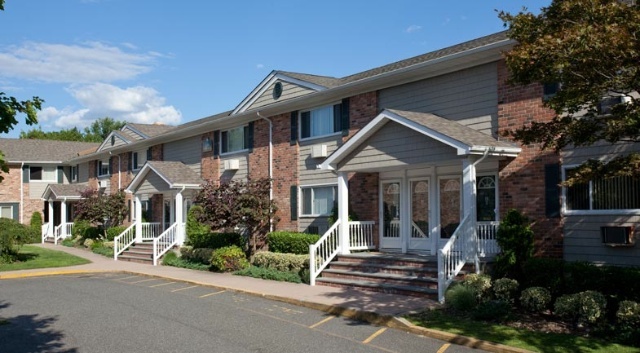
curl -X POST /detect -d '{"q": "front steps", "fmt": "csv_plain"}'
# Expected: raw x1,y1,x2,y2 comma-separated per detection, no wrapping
117,242,154,264
315,252,474,299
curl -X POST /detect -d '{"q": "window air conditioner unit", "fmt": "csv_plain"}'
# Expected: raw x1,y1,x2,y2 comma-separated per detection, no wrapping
98,180,108,189
224,159,240,170
311,144,328,158
597,95,631,115
601,226,634,246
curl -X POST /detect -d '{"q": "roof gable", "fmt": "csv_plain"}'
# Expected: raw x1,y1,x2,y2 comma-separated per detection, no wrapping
96,131,131,152
126,161,203,193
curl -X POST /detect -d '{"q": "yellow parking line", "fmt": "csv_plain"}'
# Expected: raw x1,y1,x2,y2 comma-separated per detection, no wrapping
362,328,386,344
437,343,451,353
199,290,226,298
309,315,335,329
116,276,139,281
171,285,198,293
149,281,176,288
129,278,157,284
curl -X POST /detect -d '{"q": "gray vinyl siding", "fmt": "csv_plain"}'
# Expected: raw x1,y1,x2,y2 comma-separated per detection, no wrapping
98,177,111,195
561,141,640,166
249,81,315,111
164,137,201,175
338,122,459,172
378,62,498,136
137,173,170,194
121,127,144,141
220,154,249,183
298,217,331,235
564,214,640,266
299,135,342,185
29,182,49,199
78,162,90,183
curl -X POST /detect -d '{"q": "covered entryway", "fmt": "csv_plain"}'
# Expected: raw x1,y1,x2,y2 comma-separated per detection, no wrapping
41,183,88,244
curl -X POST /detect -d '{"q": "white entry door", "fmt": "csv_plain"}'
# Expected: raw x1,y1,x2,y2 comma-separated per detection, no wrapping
380,180,402,250
409,178,430,252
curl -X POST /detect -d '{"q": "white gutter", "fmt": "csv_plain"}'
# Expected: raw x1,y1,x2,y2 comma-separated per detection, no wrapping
20,162,24,224
256,111,274,232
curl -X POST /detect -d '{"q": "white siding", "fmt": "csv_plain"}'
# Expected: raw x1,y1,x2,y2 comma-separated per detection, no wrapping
220,154,249,183
137,173,169,194
249,81,315,111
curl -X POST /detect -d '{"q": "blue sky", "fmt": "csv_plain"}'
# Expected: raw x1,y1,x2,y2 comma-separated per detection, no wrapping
0,0,549,138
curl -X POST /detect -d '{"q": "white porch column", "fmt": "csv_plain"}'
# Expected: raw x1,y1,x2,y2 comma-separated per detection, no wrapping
337,171,350,255
60,199,67,237
175,191,184,245
47,201,54,237
462,156,479,267
135,194,143,243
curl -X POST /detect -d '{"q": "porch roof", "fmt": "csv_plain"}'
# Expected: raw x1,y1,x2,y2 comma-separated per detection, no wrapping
319,109,521,171
126,161,204,194
41,183,90,200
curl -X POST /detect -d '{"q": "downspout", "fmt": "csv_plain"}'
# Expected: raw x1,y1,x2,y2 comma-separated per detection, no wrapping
473,148,491,167
20,162,24,224
256,111,274,232
109,151,122,190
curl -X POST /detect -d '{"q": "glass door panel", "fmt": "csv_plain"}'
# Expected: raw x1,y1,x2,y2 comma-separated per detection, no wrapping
381,181,401,249
439,177,461,239
409,179,430,252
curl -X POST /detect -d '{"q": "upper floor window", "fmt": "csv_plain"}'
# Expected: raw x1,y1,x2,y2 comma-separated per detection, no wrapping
98,160,110,177
132,152,140,170
221,126,249,154
71,165,78,182
30,166,56,181
301,185,336,217
300,105,340,140
564,168,640,212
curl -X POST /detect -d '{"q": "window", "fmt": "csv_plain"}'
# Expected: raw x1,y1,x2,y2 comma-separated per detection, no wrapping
564,168,640,212
543,82,560,101
98,160,110,176
221,126,248,154
300,105,340,139
71,165,78,182
29,166,56,181
132,152,139,170
301,185,336,216
477,176,497,221
0,205,12,219
202,137,213,152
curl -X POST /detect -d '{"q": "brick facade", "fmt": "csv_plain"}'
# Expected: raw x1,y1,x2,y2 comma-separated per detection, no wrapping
248,119,270,180
270,112,299,231
497,60,564,258
201,132,219,182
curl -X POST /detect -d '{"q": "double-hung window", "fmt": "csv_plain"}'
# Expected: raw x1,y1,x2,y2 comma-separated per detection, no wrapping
221,126,248,154
29,166,56,181
301,185,337,216
564,167,640,212
71,165,78,182
98,160,110,177
0,205,12,219
132,152,140,170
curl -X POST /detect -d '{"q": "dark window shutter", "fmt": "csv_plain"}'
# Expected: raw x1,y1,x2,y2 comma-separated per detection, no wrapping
341,98,350,136
333,104,342,132
133,153,138,169
300,111,311,139
290,111,298,145
22,165,29,182
75,164,79,180
57,166,64,183
290,185,298,221
97,161,101,176
128,152,133,170
545,163,561,218
213,130,220,158
108,158,113,175
246,122,254,152
221,131,228,154
146,148,152,161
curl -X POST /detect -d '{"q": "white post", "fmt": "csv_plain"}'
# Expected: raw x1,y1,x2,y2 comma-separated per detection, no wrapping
60,200,67,238
135,194,142,243
175,191,184,245
337,171,350,254
462,156,478,268
47,201,54,238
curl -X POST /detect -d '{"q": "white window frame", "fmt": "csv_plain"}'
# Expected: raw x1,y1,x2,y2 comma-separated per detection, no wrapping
132,152,140,171
98,160,110,177
29,165,57,182
299,104,341,142
0,205,13,219
299,183,337,217
71,165,78,182
476,173,499,222
562,165,640,215
220,125,248,155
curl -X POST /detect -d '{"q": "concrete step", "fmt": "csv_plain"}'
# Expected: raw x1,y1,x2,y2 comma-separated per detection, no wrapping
315,277,438,299
117,253,154,264
335,253,438,268
321,269,438,289
328,261,439,277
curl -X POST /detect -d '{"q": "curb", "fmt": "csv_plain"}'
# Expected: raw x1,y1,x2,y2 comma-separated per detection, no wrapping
0,270,533,353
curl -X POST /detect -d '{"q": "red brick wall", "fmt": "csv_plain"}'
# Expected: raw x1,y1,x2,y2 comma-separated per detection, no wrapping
201,132,219,182
271,112,299,231
497,60,563,258
346,91,378,140
88,160,98,189
150,144,163,161
248,119,270,180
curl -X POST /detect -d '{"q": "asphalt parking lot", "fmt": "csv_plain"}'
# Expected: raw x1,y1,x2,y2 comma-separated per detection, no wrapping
0,273,478,353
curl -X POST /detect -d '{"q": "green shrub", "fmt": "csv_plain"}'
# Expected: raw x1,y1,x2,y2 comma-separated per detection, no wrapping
234,266,302,283
521,257,564,296
463,274,492,302
187,232,244,250
520,287,551,313
210,245,249,272
299,268,311,284
0,218,32,263
185,205,212,245
554,291,607,326
30,211,43,238
105,226,127,241
83,238,95,249
493,278,519,304
445,283,478,312
616,300,640,346
252,251,309,273
103,241,114,249
61,238,75,247
181,247,215,265
494,209,534,281
92,244,114,257
90,240,103,250
267,231,320,254
163,251,211,271
563,262,606,295
73,220,101,240
473,299,512,321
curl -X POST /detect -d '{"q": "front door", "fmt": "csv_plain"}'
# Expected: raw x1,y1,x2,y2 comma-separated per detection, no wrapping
380,180,402,249
409,178,430,252
438,176,462,248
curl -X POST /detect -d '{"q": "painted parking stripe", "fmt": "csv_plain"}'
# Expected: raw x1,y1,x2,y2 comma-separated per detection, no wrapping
199,290,226,298
171,285,199,293
437,343,451,353
149,281,176,288
308,315,335,329
116,276,139,281
129,278,157,284
362,328,386,344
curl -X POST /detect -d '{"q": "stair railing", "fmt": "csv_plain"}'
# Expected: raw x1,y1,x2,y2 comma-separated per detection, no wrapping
53,224,63,245
41,222,51,243
113,223,136,260
437,213,478,302
141,222,161,241
477,221,500,256
309,220,341,286
348,221,375,250
153,222,182,266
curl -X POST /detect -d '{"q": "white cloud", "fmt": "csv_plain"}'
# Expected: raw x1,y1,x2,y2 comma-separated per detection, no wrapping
256,63,264,69
405,25,422,34
0,41,155,84
43,83,181,129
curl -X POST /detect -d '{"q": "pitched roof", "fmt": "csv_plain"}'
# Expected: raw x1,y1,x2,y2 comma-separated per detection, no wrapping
146,161,203,186
42,183,90,200
127,123,176,137
0,139,100,163
277,71,342,88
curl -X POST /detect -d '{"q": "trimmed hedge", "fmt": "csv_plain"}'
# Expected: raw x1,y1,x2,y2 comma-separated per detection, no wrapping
210,245,249,272
181,246,215,265
252,251,309,273
106,225,126,241
234,266,302,283
73,220,102,240
267,231,319,254
187,232,244,250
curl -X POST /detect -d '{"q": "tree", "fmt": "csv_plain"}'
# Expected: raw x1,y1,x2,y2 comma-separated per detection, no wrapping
19,117,127,142
20,127,85,141
83,117,127,142
74,189,129,232
499,0,640,184
194,178,278,258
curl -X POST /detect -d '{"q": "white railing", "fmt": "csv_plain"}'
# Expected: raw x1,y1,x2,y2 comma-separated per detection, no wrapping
141,222,162,241
153,222,182,266
114,223,136,260
41,222,51,243
65,223,74,239
438,214,478,303
309,220,341,286
53,224,63,245
411,221,428,238
349,221,375,250
477,221,500,256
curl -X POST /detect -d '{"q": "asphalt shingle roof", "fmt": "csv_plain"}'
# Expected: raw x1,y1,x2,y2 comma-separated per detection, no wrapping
147,161,204,186
127,123,176,137
277,71,342,88
47,183,91,198
0,139,100,163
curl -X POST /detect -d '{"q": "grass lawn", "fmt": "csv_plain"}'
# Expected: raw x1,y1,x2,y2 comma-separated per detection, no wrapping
0,245,90,271
406,310,639,353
